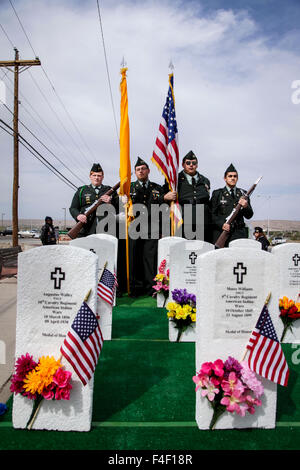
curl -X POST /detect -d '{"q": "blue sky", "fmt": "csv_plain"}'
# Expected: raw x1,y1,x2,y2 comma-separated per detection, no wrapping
0,0,299,225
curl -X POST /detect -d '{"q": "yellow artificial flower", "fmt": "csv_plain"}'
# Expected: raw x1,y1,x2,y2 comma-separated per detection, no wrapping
36,356,61,386
190,313,196,322
166,302,178,311
23,369,44,395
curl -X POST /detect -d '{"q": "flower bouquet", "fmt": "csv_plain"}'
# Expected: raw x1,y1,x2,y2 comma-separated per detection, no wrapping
152,259,169,306
193,356,264,430
166,288,196,342
10,353,72,429
279,295,300,342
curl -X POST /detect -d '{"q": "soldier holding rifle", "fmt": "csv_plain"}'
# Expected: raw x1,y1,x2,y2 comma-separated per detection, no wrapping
69,163,119,237
210,163,254,247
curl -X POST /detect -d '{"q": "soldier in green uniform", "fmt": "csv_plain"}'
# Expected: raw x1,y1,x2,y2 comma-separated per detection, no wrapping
175,151,211,241
210,163,253,246
69,163,119,237
129,157,175,297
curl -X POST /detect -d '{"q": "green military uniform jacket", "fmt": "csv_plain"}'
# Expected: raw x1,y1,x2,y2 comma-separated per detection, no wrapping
69,184,119,237
210,186,253,245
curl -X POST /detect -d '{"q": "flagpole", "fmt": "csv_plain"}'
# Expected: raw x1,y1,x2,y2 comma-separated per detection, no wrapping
240,292,272,362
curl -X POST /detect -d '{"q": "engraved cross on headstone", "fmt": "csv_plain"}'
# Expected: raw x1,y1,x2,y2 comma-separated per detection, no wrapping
292,254,300,267
233,262,247,284
189,252,198,265
51,267,65,289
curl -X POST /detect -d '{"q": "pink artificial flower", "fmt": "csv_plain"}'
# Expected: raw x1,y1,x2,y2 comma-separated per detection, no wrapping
222,372,244,395
192,373,208,391
200,362,214,375
53,368,72,389
240,361,264,398
14,353,38,380
200,376,220,401
200,359,224,378
42,383,56,400
220,389,244,414
212,359,224,377
158,260,166,274
55,383,72,400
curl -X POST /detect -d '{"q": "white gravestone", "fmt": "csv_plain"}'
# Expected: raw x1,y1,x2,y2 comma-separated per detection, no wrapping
70,234,118,340
168,240,214,342
272,243,300,343
156,236,183,307
12,245,98,432
229,239,262,250
195,247,280,429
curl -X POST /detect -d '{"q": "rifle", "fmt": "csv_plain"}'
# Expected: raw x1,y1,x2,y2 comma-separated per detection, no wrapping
214,176,262,249
67,181,120,240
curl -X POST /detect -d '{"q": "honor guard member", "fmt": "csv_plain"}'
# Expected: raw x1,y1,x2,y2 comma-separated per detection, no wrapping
69,163,118,237
210,163,254,246
253,226,270,251
129,157,175,297
171,151,211,241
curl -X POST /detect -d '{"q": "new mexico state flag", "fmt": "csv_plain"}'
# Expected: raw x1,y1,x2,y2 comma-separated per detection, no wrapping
119,67,131,196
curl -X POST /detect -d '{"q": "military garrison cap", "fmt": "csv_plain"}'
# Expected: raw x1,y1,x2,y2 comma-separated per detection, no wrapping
224,163,238,176
135,157,149,169
182,150,197,164
90,163,103,173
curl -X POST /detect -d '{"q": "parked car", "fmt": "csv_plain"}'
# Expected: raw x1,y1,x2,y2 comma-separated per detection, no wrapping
272,236,287,246
1,227,13,236
18,230,36,238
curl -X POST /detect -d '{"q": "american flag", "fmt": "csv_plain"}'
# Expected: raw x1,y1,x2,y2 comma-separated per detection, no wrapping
246,304,289,387
97,268,117,305
60,301,103,386
152,73,182,226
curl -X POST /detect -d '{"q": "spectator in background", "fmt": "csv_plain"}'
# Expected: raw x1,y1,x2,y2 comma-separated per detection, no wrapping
40,216,57,245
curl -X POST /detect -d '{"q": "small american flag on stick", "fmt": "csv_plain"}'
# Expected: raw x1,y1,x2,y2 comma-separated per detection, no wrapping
60,291,103,386
246,294,289,387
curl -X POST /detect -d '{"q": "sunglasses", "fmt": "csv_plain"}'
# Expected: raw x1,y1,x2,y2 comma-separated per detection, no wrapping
185,160,197,166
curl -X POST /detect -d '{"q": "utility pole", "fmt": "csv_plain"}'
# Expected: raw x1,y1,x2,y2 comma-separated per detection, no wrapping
0,48,41,246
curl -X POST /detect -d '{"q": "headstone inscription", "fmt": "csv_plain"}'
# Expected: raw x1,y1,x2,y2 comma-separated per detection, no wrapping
156,236,183,307
195,247,280,429
70,234,118,340
272,243,300,343
168,240,214,342
12,245,98,431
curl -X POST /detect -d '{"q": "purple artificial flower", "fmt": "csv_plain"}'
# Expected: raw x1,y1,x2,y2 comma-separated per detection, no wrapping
171,289,196,307
223,356,243,379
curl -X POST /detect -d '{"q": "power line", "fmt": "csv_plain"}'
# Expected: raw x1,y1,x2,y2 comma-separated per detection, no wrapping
1,99,86,185
0,118,77,190
96,0,119,146
1,70,87,175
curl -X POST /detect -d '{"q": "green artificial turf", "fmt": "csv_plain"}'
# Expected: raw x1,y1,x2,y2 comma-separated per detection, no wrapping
1,294,300,451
